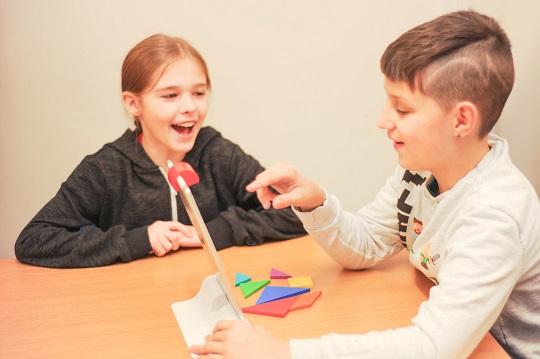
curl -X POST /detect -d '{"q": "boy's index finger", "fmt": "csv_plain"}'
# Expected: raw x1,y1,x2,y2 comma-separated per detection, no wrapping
245,174,272,192
245,179,262,192
246,168,288,192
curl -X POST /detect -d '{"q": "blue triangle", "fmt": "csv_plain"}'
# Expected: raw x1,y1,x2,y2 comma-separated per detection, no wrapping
256,286,310,304
235,272,251,286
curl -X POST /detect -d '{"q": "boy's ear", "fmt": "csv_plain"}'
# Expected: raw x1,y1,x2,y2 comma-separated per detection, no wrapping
122,91,142,117
452,101,479,139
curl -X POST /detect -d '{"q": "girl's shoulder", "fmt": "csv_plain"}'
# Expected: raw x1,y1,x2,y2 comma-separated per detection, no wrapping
191,127,245,160
78,130,155,176
190,127,262,174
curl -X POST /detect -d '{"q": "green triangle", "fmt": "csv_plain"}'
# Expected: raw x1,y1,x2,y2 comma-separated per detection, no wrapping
239,279,270,298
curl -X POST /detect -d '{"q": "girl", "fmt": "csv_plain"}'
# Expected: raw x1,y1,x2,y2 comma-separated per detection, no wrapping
15,34,305,268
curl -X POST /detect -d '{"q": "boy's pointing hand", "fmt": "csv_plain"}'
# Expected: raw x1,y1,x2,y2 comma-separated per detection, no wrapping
246,163,326,212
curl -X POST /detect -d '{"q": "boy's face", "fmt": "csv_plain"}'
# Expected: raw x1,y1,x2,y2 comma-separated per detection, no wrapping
378,78,456,173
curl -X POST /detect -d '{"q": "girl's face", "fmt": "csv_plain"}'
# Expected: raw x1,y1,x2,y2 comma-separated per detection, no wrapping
133,57,209,165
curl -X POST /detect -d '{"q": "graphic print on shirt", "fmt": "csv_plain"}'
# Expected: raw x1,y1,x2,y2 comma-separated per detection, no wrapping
397,170,426,248
420,241,430,270
419,241,440,283
410,217,423,253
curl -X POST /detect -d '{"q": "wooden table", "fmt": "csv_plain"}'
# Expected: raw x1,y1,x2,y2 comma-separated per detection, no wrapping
0,236,507,358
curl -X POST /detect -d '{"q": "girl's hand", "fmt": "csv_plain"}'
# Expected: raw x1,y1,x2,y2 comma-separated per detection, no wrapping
246,163,326,212
178,225,202,247
190,320,291,359
147,221,200,256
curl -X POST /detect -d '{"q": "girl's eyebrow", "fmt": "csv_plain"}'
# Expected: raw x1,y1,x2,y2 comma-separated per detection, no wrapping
154,83,208,92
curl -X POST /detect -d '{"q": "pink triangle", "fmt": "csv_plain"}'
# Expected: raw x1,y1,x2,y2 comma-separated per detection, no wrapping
270,267,291,279
242,296,298,318
289,291,322,311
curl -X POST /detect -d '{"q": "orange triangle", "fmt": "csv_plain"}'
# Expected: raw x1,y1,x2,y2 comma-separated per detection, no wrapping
289,291,322,311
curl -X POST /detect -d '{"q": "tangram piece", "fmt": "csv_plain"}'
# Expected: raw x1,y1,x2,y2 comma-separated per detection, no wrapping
239,280,270,298
235,272,251,287
256,286,309,304
242,296,298,318
288,276,313,288
289,291,322,311
270,267,291,279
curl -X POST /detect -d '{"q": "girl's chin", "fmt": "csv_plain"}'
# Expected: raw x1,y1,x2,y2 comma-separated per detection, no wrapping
165,128,200,158
170,142,195,155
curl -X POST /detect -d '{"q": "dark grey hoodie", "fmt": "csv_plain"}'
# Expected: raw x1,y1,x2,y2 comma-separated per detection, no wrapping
15,127,305,267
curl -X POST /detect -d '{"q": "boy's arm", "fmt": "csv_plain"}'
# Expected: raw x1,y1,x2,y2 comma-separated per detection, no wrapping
205,145,306,250
293,167,405,269
14,158,151,268
290,207,521,358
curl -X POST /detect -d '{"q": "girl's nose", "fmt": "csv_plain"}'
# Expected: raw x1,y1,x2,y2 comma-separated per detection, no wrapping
178,94,196,113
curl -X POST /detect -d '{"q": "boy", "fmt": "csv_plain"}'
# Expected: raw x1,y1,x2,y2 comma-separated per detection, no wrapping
191,10,540,359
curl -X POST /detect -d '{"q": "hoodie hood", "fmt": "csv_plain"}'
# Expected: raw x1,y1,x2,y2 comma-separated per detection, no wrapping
105,126,222,172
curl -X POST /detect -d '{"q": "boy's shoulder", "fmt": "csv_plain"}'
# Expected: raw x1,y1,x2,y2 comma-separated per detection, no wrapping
469,135,538,226
477,135,536,196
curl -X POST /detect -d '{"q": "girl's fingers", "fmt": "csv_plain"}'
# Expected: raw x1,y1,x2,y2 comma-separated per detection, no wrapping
180,236,202,247
164,231,181,251
159,236,173,253
152,241,167,257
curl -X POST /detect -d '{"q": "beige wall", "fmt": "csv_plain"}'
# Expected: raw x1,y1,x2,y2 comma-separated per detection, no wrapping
1,0,538,258
477,0,540,189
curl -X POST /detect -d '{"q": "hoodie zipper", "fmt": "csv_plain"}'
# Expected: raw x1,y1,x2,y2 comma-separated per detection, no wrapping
159,167,178,222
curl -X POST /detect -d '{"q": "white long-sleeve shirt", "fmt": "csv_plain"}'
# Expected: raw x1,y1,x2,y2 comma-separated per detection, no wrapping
289,134,540,359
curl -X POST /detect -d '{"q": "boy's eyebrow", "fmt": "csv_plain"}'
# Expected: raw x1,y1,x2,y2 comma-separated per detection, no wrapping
387,93,412,106
383,82,412,104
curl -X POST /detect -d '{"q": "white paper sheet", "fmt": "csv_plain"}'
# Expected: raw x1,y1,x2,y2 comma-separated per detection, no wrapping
171,274,243,357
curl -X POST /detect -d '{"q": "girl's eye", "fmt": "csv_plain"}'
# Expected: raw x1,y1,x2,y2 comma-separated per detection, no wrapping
162,93,177,99
193,91,207,97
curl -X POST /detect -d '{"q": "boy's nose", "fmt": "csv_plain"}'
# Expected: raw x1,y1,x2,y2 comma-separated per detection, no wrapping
377,108,395,130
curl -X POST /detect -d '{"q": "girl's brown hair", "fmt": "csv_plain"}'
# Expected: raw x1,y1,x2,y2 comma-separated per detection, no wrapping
121,34,211,130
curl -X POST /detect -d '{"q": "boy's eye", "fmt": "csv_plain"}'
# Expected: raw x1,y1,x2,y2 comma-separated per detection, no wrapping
395,108,409,116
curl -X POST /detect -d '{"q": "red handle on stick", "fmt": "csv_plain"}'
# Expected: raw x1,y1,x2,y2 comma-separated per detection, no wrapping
167,162,200,191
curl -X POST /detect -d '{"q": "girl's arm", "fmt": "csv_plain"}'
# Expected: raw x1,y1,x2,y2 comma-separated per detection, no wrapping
204,143,306,250
15,158,151,268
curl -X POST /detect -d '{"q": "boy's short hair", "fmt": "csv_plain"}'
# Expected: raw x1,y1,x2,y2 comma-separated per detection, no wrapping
380,10,514,137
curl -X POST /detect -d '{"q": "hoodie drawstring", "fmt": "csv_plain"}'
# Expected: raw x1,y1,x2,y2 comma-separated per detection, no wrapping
159,167,178,222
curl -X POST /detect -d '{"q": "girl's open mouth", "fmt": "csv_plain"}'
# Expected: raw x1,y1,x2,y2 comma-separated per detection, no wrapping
172,121,196,135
